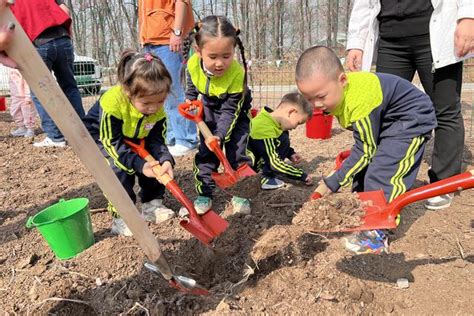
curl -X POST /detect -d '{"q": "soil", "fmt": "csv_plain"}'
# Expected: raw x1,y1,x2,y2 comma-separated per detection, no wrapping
1,101,473,314
219,173,261,199
293,192,365,231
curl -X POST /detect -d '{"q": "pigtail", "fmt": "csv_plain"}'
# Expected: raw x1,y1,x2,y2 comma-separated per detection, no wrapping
117,48,137,84
235,35,248,93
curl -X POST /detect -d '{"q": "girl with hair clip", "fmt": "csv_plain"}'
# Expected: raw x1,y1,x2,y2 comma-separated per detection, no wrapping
182,15,253,215
83,49,176,236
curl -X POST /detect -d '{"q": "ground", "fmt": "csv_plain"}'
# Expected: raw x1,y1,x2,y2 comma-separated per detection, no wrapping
0,102,473,315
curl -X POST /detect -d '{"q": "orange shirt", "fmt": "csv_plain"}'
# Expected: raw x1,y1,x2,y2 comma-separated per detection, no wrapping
139,0,194,46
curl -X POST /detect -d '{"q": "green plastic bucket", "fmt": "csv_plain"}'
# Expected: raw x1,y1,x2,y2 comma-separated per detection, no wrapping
26,198,95,260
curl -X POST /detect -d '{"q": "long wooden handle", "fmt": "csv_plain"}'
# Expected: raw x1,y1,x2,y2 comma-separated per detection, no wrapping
0,9,173,279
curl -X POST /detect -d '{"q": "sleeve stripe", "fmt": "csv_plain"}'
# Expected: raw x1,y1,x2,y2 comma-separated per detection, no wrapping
99,112,133,173
263,138,303,176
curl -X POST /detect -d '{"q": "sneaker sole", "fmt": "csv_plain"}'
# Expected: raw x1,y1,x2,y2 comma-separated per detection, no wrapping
424,202,452,210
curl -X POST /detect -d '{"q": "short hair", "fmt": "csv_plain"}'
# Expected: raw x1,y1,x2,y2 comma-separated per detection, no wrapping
295,46,344,82
278,92,313,117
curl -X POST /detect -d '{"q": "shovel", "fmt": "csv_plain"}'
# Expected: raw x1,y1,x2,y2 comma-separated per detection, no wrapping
125,139,228,245
0,5,208,295
178,100,257,190
313,150,474,231
351,170,474,231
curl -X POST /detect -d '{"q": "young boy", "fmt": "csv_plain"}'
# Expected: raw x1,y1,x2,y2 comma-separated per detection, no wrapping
296,46,437,254
248,92,313,189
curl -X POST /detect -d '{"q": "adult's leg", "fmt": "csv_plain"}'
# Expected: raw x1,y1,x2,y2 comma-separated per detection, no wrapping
52,37,85,119
418,63,464,182
144,45,198,148
31,42,65,141
376,37,417,81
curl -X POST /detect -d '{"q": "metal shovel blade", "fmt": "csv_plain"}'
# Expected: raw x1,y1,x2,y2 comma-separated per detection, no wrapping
144,262,210,296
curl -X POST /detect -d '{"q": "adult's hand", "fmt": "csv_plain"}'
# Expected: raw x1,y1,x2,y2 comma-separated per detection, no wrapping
169,33,183,53
346,49,363,72
0,22,17,68
455,18,474,57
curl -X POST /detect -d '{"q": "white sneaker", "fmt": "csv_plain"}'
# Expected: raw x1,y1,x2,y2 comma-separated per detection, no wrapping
11,126,27,137
111,218,133,236
168,144,196,157
425,194,454,210
24,128,35,138
33,137,66,148
141,199,175,223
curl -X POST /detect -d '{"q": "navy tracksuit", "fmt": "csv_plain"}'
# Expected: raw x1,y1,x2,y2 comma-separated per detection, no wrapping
186,54,252,198
324,72,437,202
248,107,307,183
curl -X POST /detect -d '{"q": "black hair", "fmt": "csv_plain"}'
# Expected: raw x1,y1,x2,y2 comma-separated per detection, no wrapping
182,15,247,88
117,49,172,99
279,92,313,117
295,45,344,82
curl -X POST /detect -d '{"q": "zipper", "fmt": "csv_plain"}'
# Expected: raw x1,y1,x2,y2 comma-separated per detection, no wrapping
133,117,144,139
205,75,211,95
431,62,436,74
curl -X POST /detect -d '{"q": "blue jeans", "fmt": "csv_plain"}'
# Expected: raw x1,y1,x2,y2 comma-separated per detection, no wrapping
143,45,198,148
32,37,84,142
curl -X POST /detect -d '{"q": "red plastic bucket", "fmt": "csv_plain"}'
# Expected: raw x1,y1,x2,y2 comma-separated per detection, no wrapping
0,97,6,111
305,110,333,139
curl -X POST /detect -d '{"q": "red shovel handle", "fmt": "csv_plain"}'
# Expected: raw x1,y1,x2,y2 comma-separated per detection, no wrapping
125,139,150,161
178,100,204,123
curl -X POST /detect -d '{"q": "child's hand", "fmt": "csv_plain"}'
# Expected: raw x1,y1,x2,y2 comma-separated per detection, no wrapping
205,135,220,151
142,161,160,178
305,175,313,185
157,161,174,180
291,153,302,164
142,161,174,180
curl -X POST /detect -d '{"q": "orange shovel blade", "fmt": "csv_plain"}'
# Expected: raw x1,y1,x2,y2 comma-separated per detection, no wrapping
180,210,229,244
343,190,398,231
235,163,257,177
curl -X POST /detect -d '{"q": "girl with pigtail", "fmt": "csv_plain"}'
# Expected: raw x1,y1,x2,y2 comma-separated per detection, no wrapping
83,49,176,236
182,15,253,215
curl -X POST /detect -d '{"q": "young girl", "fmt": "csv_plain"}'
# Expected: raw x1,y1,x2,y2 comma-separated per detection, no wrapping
83,50,176,236
182,16,253,215
9,69,36,138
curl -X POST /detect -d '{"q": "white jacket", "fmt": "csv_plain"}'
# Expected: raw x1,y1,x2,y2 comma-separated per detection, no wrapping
346,0,474,71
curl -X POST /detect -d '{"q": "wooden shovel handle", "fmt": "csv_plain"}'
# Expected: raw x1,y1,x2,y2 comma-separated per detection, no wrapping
0,9,173,279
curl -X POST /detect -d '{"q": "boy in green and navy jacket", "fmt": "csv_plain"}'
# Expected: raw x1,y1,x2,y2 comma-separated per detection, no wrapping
296,46,437,255
248,92,313,189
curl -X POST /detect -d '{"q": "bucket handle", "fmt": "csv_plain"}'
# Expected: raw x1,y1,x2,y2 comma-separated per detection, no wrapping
26,216,35,228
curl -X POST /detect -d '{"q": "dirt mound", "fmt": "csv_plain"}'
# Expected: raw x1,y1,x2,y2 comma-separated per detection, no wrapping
292,192,364,230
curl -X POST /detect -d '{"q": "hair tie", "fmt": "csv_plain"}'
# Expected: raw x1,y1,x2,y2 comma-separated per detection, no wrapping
144,53,153,62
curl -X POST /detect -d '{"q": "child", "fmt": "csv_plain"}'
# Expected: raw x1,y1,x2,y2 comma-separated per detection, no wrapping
248,92,313,190
83,50,175,236
295,46,437,254
182,16,253,214
9,69,36,138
